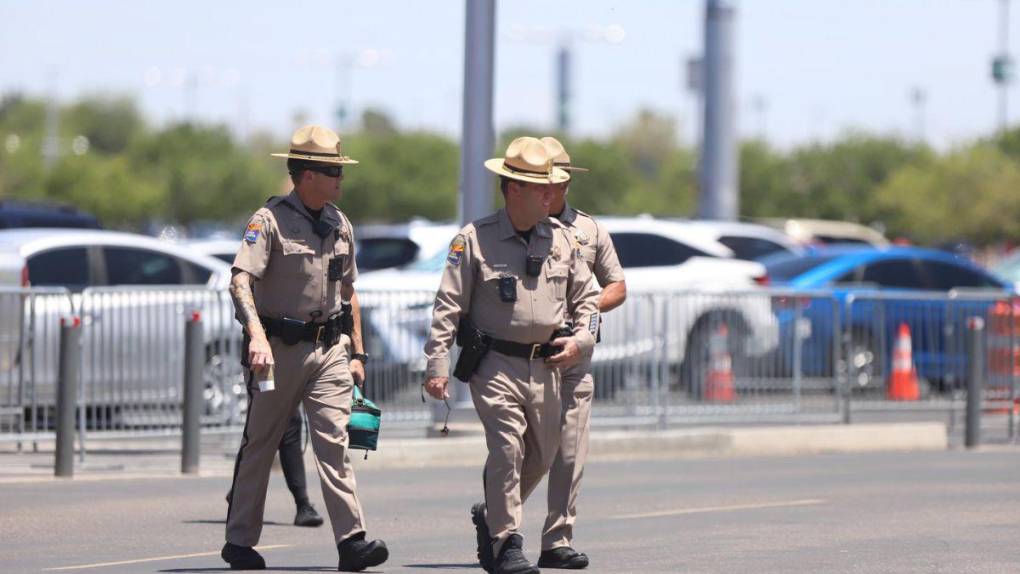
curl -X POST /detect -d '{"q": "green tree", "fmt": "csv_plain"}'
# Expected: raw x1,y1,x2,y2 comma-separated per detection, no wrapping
341,131,459,222
46,155,161,229
63,95,144,155
128,122,278,226
875,145,1020,244
782,133,930,223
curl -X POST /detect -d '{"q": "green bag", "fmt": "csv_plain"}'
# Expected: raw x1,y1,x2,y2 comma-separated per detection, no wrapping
347,385,381,453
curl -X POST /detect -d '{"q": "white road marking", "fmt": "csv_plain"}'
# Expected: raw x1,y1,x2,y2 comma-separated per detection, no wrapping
614,498,826,520
42,544,294,571
0,471,235,485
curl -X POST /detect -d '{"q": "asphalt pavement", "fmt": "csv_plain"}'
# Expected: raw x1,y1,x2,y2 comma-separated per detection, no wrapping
1,448,1017,573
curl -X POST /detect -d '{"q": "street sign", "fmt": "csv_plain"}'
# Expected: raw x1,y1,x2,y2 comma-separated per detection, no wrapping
992,54,1014,84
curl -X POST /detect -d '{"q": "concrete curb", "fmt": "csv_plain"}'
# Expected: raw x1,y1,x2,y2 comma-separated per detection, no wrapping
0,422,949,482
354,422,948,470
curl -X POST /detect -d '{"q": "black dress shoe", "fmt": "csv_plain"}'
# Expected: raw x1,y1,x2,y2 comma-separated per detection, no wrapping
537,546,589,569
294,503,324,527
337,531,389,572
221,542,266,570
471,502,494,572
492,534,539,574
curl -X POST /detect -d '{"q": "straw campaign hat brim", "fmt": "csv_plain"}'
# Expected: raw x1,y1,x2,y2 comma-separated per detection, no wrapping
270,151,359,165
541,136,588,172
484,158,570,184
271,125,359,165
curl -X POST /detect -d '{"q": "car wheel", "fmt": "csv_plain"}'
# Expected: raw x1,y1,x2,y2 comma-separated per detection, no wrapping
203,347,246,425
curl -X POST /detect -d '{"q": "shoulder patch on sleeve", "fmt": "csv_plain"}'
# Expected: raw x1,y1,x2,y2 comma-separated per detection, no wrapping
243,220,262,244
446,235,466,266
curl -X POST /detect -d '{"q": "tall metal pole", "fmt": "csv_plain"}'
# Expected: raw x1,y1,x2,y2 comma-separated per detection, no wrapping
698,0,739,220
459,0,496,225
446,0,496,417
556,43,572,134
1000,0,1011,133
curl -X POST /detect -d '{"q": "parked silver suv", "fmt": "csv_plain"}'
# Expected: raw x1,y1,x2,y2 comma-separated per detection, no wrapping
0,229,241,430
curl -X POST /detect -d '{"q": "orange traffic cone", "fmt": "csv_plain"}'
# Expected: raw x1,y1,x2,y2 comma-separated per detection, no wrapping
887,323,920,401
704,323,736,402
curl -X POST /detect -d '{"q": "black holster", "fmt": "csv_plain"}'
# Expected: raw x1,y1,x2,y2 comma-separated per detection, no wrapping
453,318,491,382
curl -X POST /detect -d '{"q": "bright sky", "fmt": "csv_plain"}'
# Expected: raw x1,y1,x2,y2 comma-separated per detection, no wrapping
0,0,1014,148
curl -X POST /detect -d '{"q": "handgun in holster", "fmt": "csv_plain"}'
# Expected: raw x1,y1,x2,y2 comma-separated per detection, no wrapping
553,322,574,341
453,317,492,382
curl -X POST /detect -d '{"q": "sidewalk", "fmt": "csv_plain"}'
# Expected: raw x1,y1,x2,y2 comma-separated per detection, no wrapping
0,421,947,483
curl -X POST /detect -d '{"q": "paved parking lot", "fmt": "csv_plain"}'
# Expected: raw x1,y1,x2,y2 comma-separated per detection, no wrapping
1,448,1017,573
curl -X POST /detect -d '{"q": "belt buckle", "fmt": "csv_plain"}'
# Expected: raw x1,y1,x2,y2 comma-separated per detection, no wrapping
314,325,325,345
529,343,542,360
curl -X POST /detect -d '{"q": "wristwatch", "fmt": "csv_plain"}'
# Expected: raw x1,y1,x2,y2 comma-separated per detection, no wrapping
351,353,369,364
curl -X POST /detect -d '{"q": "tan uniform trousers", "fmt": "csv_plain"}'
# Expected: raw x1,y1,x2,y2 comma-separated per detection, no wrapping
540,355,594,550
469,351,563,556
226,336,364,547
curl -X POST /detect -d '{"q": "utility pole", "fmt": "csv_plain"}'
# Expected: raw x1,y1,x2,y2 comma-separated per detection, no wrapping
556,43,572,133
508,25,625,136
910,87,927,143
459,0,497,225
992,0,1014,134
698,0,739,220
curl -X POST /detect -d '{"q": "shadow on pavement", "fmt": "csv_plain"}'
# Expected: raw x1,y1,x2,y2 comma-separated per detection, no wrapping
403,564,479,570
181,519,286,525
160,568,336,573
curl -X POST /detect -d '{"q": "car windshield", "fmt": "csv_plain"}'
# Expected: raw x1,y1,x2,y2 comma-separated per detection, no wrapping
765,254,841,281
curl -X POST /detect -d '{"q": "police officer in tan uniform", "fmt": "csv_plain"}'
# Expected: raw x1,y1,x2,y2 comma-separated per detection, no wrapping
222,125,388,572
423,137,600,574
532,137,627,570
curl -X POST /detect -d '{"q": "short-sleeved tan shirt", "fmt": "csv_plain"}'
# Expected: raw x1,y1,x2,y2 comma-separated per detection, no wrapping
424,209,600,378
232,191,357,323
555,204,625,287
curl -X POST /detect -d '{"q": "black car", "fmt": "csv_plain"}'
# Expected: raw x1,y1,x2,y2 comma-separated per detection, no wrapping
0,200,102,230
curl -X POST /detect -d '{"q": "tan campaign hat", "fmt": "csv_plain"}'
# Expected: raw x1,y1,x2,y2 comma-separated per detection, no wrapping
271,125,359,165
484,137,570,184
540,136,589,172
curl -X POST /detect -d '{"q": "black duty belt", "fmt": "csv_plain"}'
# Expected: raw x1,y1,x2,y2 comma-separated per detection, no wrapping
489,337,561,360
260,304,352,346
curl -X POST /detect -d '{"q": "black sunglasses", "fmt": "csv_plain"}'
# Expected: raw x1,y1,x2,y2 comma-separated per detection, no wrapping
308,165,343,178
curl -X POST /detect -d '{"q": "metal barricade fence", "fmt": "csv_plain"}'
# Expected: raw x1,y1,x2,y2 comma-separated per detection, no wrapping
0,287,74,441
76,287,243,440
846,291,1018,442
592,289,844,426
2,285,1014,448
358,289,435,425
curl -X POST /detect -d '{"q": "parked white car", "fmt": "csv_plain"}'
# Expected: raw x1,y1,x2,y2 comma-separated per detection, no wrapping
356,220,459,271
0,229,242,428
185,219,460,273
758,218,889,248
660,218,803,262
355,216,780,398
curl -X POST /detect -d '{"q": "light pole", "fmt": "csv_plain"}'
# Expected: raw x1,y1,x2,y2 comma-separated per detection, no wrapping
698,0,739,221
910,87,927,143
507,25,626,136
992,0,1014,134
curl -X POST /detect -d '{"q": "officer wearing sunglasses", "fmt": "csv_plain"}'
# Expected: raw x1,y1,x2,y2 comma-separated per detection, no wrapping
222,125,387,572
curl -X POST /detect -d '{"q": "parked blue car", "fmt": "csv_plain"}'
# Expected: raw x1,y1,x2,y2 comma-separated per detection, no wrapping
762,247,1014,393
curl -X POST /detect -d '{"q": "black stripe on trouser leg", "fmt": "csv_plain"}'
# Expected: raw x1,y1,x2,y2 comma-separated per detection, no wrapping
225,370,256,526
